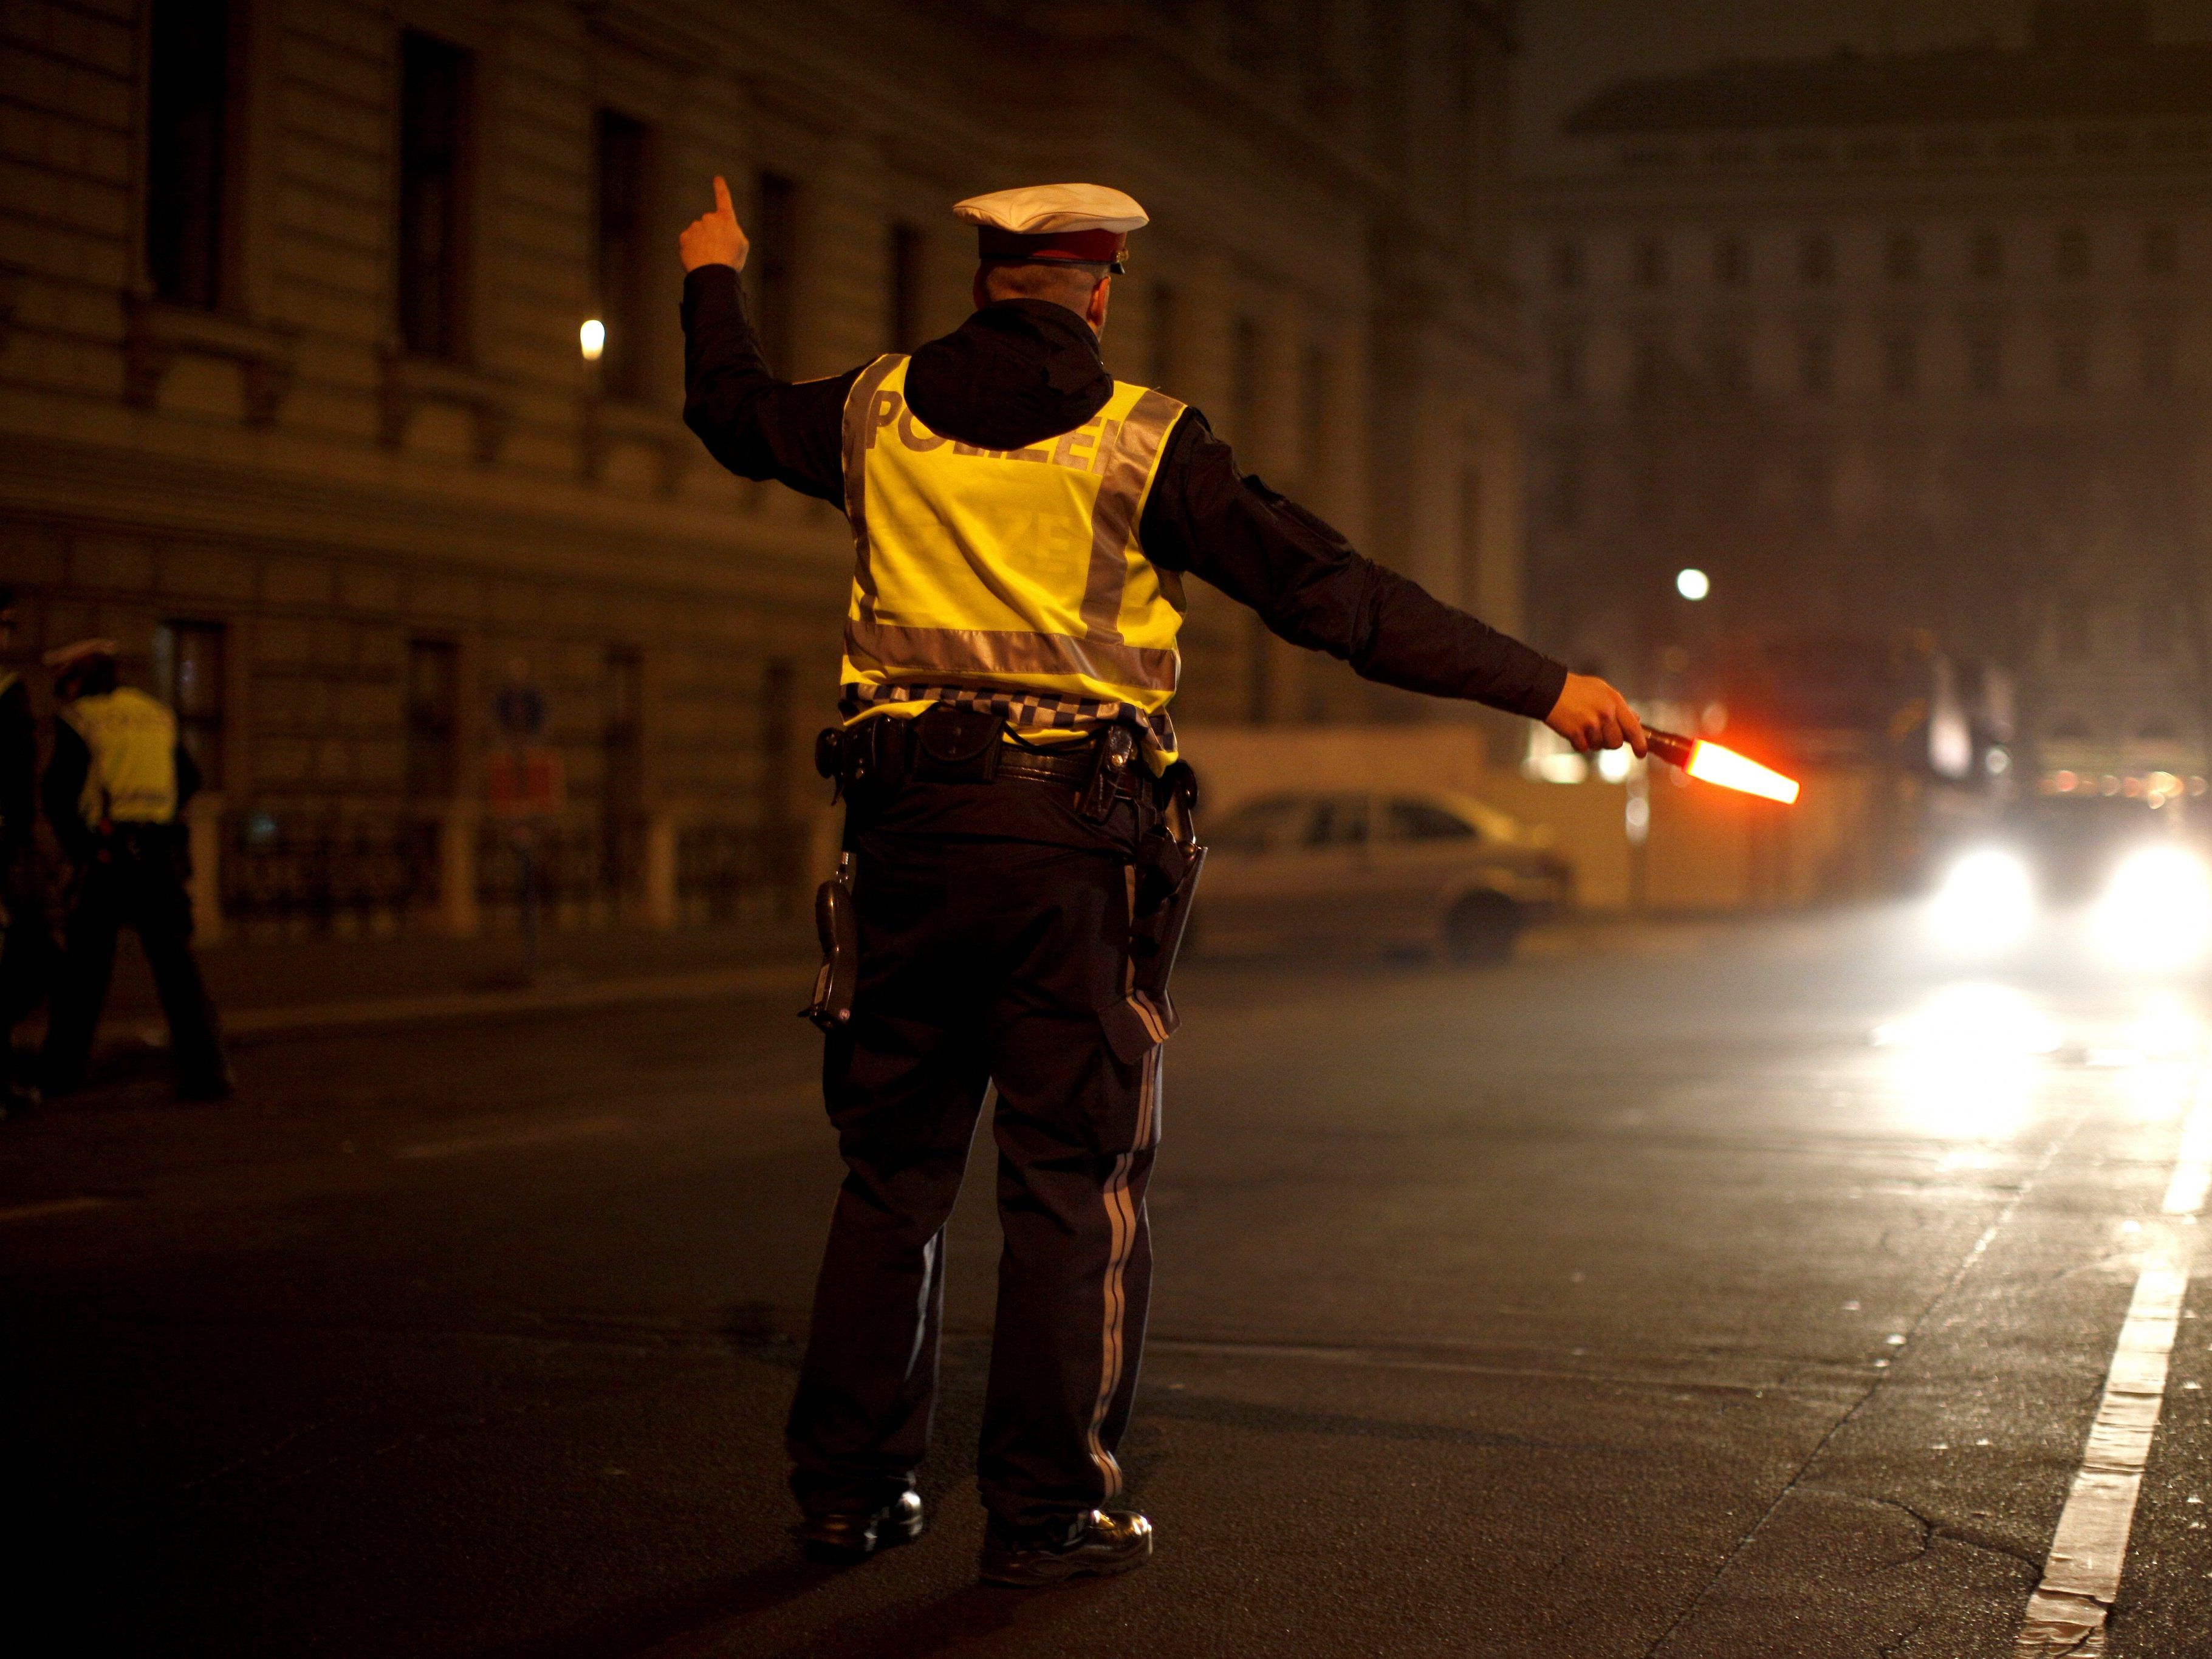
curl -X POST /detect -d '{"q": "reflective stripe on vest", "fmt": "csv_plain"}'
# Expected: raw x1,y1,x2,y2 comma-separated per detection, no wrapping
61,688,178,826
838,354,1187,721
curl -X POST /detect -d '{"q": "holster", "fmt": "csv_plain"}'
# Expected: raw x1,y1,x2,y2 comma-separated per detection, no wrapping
803,850,860,1033
1100,762,1205,1065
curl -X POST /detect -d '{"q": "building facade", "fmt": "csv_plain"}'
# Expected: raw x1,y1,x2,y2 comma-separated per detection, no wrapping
1,0,1524,937
1517,0,2212,788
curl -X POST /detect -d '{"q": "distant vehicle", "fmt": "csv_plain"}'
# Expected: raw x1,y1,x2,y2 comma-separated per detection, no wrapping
1195,789,1573,963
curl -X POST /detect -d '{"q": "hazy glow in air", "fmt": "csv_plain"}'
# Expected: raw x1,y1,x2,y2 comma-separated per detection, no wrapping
1685,741,1799,804
580,319,606,361
1676,567,1710,601
2094,844,2212,971
1597,745,1634,784
1928,847,2036,954
1873,982,2058,1138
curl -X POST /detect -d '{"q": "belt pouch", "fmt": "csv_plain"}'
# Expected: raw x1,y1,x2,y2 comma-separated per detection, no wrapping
913,702,1003,784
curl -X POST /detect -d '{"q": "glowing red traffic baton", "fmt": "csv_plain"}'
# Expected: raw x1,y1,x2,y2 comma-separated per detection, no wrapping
1644,728,1800,804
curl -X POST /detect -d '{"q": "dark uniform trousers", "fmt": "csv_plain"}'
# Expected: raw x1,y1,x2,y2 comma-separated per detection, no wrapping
787,822,1163,1535
43,827,227,1095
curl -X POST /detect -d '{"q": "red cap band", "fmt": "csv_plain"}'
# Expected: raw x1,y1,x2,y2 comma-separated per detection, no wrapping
976,227,1128,267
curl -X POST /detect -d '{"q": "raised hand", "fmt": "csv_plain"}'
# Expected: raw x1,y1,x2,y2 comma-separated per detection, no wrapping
1545,672,1648,756
679,175,750,273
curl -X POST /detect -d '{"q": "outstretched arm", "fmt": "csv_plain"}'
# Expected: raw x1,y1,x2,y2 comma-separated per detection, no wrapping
1140,415,1643,753
679,176,854,504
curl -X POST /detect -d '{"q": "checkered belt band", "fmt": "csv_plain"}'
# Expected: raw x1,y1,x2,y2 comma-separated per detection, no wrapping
839,682,1177,756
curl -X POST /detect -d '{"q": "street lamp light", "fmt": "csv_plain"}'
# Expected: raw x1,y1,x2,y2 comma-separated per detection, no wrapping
1676,567,1710,601
580,318,606,361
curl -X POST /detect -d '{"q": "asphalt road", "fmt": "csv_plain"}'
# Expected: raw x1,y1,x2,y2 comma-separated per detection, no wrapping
6,909,2210,1657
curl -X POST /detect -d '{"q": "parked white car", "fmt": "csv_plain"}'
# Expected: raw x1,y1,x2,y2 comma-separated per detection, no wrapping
1194,789,1572,962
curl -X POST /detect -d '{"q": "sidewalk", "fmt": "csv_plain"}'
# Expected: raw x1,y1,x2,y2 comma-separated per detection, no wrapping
92,919,818,1042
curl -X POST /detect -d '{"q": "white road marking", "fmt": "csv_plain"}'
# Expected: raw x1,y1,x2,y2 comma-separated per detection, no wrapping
394,1115,630,1161
2015,1069,2211,1658
0,1196,115,1223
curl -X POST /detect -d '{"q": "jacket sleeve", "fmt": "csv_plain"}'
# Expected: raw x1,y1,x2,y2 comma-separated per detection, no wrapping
680,265,857,505
0,682,34,850
1137,413,1569,722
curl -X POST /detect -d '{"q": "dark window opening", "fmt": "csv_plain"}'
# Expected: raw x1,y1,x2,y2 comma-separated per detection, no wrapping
1798,334,1834,398
1458,469,1484,610
153,620,226,788
1799,231,1835,286
1971,229,2005,282
752,173,797,375
1968,332,2004,395
1634,236,1668,289
1884,230,1919,282
1148,284,1177,392
1713,233,1748,286
602,648,644,891
1299,341,1329,494
2055,334,2090,394
405,637,459,799
2145,224,2177,276
886,222,923,353
1706,338,1745,393
1551,335,1584,400
397,32,474,359
1883,334,1917,396
1231,315,1262,451
1550,239,1583,290
2056,225,2090,279
593,110,652,400
145,0,233,309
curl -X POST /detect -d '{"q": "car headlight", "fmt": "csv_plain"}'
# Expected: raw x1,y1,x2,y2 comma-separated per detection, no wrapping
1928,847,2036,953
2094,844,2212,971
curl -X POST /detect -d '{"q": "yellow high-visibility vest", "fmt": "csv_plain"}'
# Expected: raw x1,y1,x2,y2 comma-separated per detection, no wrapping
61,687,179,826
838,353,1188,757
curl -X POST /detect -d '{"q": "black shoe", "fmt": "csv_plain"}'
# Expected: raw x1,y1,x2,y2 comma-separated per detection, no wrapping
795,1489,926,1562
979,1509,1152,1587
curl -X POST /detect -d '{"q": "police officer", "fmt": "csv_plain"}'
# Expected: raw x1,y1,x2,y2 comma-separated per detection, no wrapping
39,640,231,1101
679,179,1642,1584
0,588,47,1115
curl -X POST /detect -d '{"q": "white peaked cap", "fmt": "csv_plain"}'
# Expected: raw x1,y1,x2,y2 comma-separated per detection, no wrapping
952,183,1149,236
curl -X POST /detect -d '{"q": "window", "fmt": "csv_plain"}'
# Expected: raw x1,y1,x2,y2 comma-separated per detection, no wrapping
1883,333,1918,396
2143,329,2176,392
1798,334,1834,398
1148,284,1176,391
886,222,924,352
1458,468,1484,608
1634,236,1668,289
1299,341,1329,493
1231,315,1262,451
602,648,644,889
1211,795,1313,855
397,33,474,359
1884,230,1920,282
2054,332,2089,394
1799,231,1835,286
2139,714,2179,744
145,0,233,308
1385,799,1477,843
1306,795,1368,847
405,638,459,799
1713,233,1747,286
2145,224,2177,276
2143,600,2174,662
1549,449,1581,531
2057,603,2092,661
1632,337,1669,397
1550,239,1583,290
1705,338,1746,394
594,110,651,400
1550,335,1584,400
2056,225,2090,279
1968,332,2004,395
752,173,797,375
1971,229,2005,281
152,620,225,788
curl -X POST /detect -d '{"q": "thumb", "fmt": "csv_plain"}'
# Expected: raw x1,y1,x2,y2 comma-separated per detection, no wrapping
713,175,734,221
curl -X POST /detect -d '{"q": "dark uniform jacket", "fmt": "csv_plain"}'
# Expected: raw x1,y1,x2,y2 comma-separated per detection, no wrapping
681,268,1568,722
0,677,33,856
